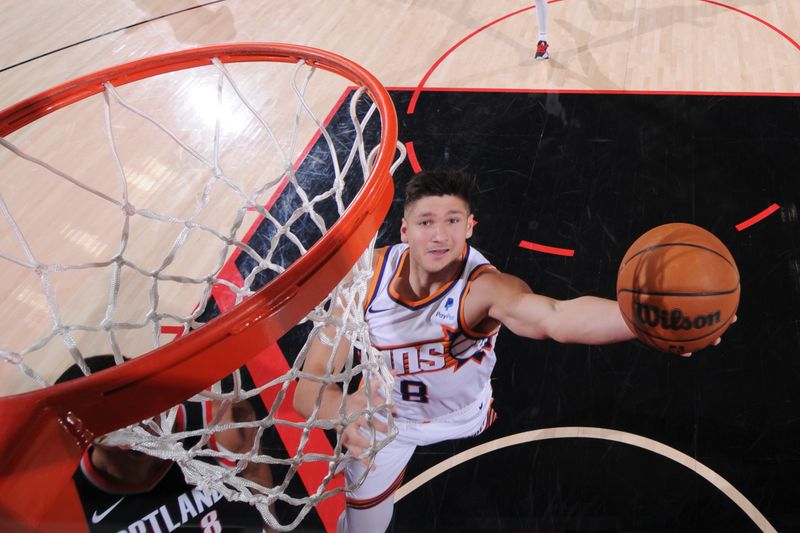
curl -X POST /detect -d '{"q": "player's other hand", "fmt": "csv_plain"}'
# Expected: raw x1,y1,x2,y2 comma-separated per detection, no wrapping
681,314,737,357
341,374,395,465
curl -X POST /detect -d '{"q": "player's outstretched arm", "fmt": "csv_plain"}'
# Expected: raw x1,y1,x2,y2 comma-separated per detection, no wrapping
473,271,635,345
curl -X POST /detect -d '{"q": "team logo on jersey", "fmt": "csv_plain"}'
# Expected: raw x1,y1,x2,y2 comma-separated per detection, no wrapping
454,335,492,369
91,496,125,523
381,326,495,377
385,341,450,375
432,296,457,324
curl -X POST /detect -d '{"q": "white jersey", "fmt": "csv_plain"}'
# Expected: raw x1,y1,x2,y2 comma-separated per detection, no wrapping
364,243,499,422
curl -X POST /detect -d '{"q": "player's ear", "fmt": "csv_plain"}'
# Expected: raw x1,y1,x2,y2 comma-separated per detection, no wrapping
465,214,474,239
400,218,408,243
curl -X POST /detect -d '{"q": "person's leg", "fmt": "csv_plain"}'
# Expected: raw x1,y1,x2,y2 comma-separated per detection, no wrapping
535,0,548,41
534,0,550,59
339,385,493,532
338,496,397,533
338,437,416,533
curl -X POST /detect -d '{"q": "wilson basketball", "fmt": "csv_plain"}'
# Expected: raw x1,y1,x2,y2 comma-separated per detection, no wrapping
617,223,740,354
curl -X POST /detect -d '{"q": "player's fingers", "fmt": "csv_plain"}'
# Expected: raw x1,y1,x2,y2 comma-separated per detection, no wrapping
371,393,397,418
343,421,386,469
364,383,397,417
355,413,389,435
342,428,368,455
367,388,384,405
368,416,390,434
387,371,399,415
354,415,382,435
709,314,737,348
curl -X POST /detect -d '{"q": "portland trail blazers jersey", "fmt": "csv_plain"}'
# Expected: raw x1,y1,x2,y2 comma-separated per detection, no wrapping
73,403,265,532
365,244,499,422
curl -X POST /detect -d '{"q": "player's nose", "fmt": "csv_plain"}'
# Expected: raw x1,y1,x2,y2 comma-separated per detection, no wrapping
431,222,446,241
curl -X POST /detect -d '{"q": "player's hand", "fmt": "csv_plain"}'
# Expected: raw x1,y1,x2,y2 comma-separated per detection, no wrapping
681,314,737,357
341,375,394,464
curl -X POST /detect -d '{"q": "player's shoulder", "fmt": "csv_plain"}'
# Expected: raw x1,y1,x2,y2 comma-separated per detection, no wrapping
369,245,387,272
468,268,530,301
470,267,521,286
373,244,405,269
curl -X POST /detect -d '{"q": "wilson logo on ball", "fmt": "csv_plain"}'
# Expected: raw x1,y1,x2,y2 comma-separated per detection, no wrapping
635,302,721,330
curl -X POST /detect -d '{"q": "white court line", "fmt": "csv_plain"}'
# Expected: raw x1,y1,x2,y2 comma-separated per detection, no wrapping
394,426,776,533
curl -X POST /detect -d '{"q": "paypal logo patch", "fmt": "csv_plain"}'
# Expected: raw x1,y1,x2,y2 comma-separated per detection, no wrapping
433,296,457,324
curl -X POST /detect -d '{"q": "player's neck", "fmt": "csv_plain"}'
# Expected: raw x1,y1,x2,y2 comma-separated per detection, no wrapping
402,255,461,299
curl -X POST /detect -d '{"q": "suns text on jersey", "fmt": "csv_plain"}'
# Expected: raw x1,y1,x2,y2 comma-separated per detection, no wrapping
383,341,451,375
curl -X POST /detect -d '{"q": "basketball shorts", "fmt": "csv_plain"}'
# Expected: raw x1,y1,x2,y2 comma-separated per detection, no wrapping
344,383,495,508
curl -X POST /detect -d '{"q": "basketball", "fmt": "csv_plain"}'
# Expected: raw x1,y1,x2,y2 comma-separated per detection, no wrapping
616,223,740,354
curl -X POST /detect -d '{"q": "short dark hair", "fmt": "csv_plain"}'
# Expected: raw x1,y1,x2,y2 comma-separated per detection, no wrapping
403,170,475,214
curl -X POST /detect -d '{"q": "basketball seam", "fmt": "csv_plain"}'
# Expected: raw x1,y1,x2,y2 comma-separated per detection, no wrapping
617,286,740,297
619,242,738,272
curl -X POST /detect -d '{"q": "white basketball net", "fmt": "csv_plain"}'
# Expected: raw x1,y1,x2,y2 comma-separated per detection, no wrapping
0,51,402,531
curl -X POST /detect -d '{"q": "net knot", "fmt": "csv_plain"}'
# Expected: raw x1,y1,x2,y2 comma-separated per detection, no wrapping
122,202,136,216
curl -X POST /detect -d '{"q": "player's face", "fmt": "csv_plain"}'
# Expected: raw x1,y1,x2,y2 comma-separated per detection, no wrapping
94,441,169,477
401,194,473,274
213,399,259,453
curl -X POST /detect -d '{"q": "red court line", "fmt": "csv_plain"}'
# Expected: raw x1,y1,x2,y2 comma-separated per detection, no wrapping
699,0,800,51
405,141,422,172
406,2,546,114
158,325,185,339
406,0,799,115
519,240,575,257
735,203,781,231
391,86,800,97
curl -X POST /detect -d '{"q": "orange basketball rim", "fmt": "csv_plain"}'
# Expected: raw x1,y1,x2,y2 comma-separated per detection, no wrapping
0,43,398,530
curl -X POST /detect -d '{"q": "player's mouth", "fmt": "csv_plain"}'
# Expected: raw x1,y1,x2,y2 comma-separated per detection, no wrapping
428,248,449,257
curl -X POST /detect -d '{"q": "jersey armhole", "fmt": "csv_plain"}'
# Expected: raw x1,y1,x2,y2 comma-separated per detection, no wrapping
364,246,391,311
459,264,501,338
